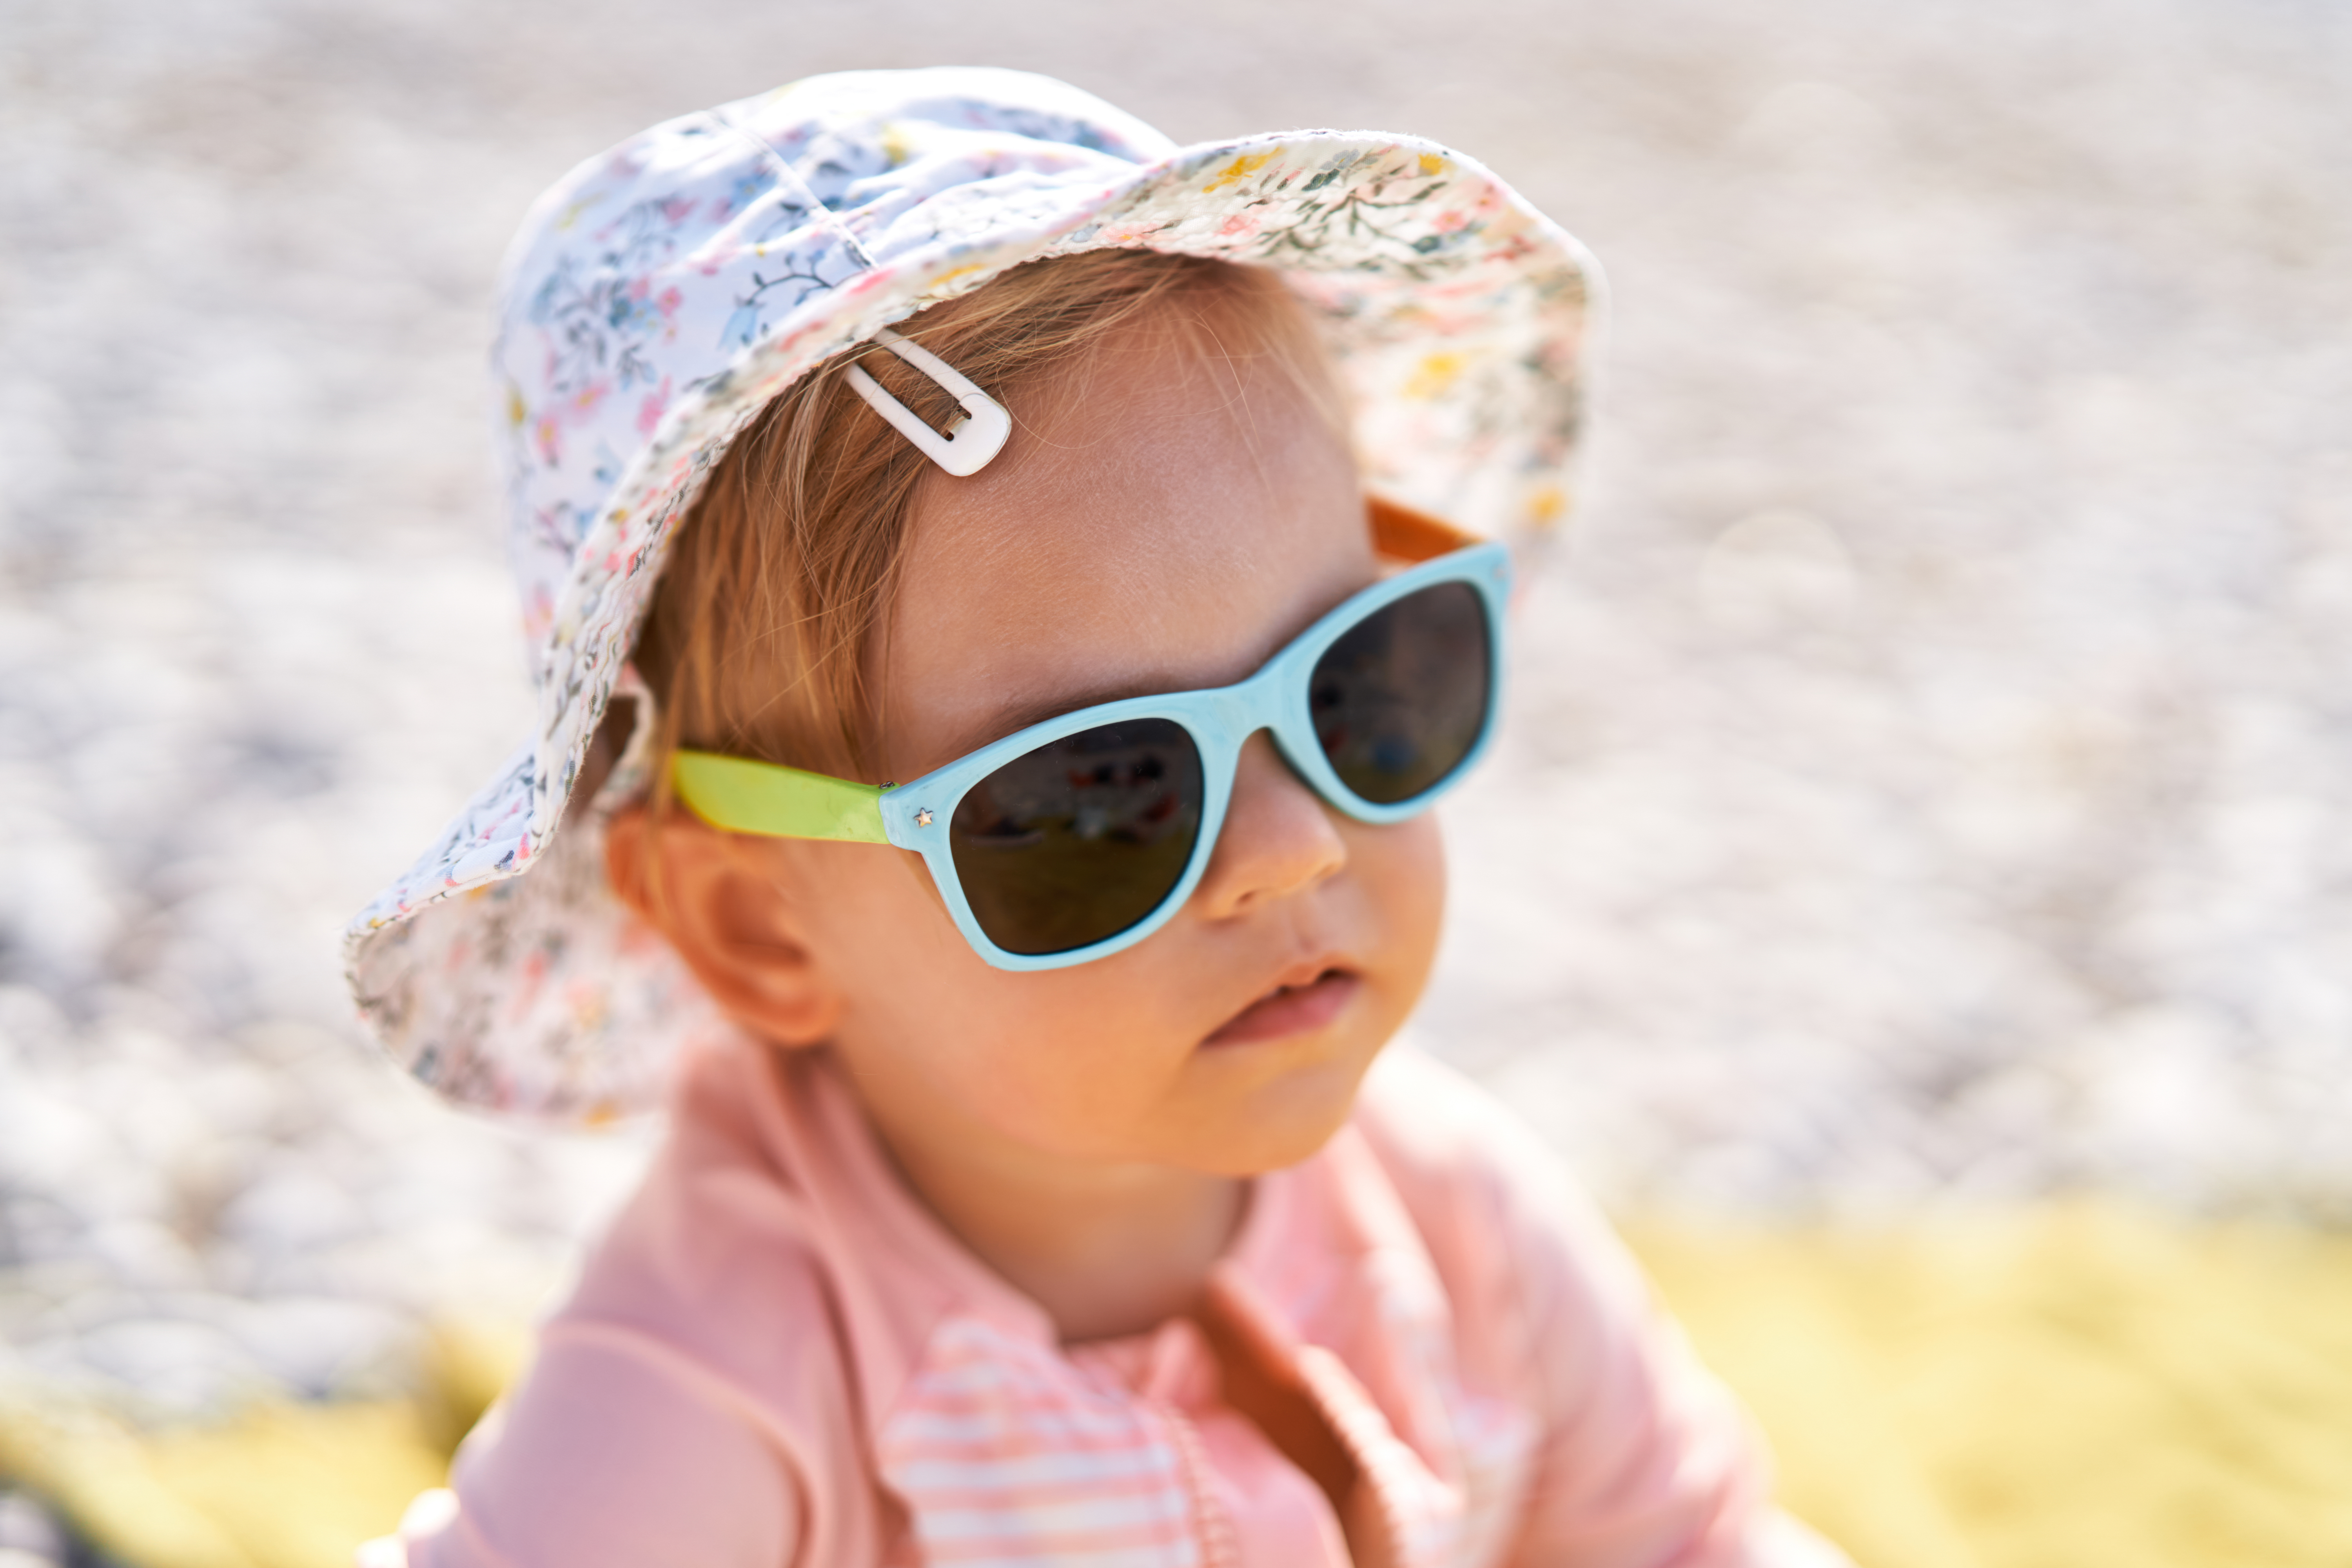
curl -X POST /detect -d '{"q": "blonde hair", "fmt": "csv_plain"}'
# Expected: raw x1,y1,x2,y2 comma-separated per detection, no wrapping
631,250,1348,799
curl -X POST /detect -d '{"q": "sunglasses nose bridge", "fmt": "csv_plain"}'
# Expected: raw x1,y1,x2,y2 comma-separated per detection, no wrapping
1207,663,1296,755
1195,665,1318,799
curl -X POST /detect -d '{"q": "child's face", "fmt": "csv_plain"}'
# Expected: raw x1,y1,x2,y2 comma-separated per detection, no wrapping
649,311,1446,1178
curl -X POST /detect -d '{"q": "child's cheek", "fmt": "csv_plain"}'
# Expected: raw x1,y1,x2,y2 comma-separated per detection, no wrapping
1361,812,1448,986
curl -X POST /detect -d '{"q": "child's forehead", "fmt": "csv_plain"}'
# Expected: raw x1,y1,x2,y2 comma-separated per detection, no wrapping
882,323,1371,766
918,303,1357,563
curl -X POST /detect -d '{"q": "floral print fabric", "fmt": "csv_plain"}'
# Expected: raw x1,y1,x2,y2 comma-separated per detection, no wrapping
345,65,1601,1120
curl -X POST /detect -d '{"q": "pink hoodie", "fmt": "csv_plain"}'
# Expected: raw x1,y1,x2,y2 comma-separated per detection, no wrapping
368,1038,1844,1568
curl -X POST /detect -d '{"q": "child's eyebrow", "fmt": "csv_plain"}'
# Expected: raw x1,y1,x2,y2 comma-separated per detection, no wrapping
927,573,1379,764
940,677,1195,761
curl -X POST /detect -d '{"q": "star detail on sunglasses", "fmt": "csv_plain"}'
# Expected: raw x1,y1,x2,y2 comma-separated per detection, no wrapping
915,808,934,828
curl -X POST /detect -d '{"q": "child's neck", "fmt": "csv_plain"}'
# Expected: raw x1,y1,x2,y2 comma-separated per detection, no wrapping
842,1058,1248,1342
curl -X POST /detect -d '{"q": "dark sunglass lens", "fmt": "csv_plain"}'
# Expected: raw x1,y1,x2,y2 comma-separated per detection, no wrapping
1310,581,1492,806
949,718,1206,956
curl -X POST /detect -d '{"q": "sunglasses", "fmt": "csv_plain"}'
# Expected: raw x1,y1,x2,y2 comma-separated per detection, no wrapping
670,499,1510,971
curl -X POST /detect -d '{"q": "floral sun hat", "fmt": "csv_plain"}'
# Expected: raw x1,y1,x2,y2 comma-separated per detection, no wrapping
345,66,1603,1122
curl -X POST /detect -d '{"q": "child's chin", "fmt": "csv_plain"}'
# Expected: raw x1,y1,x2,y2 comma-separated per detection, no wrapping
1183,1056,1379,1176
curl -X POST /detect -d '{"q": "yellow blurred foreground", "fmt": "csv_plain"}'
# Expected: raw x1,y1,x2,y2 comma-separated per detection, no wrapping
5,1203,2349,1568
1628,1203,2352,1567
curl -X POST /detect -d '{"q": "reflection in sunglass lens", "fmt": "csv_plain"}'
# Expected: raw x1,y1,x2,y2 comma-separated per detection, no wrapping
949,718,1206,956
1310,581,1492,805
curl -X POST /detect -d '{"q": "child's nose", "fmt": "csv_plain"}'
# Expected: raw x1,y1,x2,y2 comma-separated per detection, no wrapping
1190,732,1348,920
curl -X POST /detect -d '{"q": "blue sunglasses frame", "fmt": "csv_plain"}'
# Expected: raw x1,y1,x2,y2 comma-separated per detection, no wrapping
673,525,1511,972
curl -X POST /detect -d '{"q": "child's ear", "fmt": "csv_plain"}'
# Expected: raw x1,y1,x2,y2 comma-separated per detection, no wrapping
606,804,843,1048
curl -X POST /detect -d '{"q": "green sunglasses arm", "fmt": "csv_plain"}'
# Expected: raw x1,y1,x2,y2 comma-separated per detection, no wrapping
670,750,893,844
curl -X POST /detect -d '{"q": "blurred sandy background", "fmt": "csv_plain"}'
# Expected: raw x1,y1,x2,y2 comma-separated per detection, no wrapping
3,0,2350,1561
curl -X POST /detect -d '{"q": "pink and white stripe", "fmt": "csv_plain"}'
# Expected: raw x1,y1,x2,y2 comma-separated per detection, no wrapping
880,1316,1208,1568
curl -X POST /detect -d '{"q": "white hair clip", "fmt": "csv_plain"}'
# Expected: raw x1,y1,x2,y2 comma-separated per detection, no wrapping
844,327,1013,477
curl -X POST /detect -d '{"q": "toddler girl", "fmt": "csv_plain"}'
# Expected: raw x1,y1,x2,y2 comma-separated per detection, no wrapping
350,66,1844,1568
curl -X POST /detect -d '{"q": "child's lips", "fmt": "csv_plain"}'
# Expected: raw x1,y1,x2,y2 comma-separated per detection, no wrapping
1201,969,1360,1046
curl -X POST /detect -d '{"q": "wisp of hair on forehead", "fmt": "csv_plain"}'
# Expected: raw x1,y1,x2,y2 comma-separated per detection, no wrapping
630,250,1351,825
